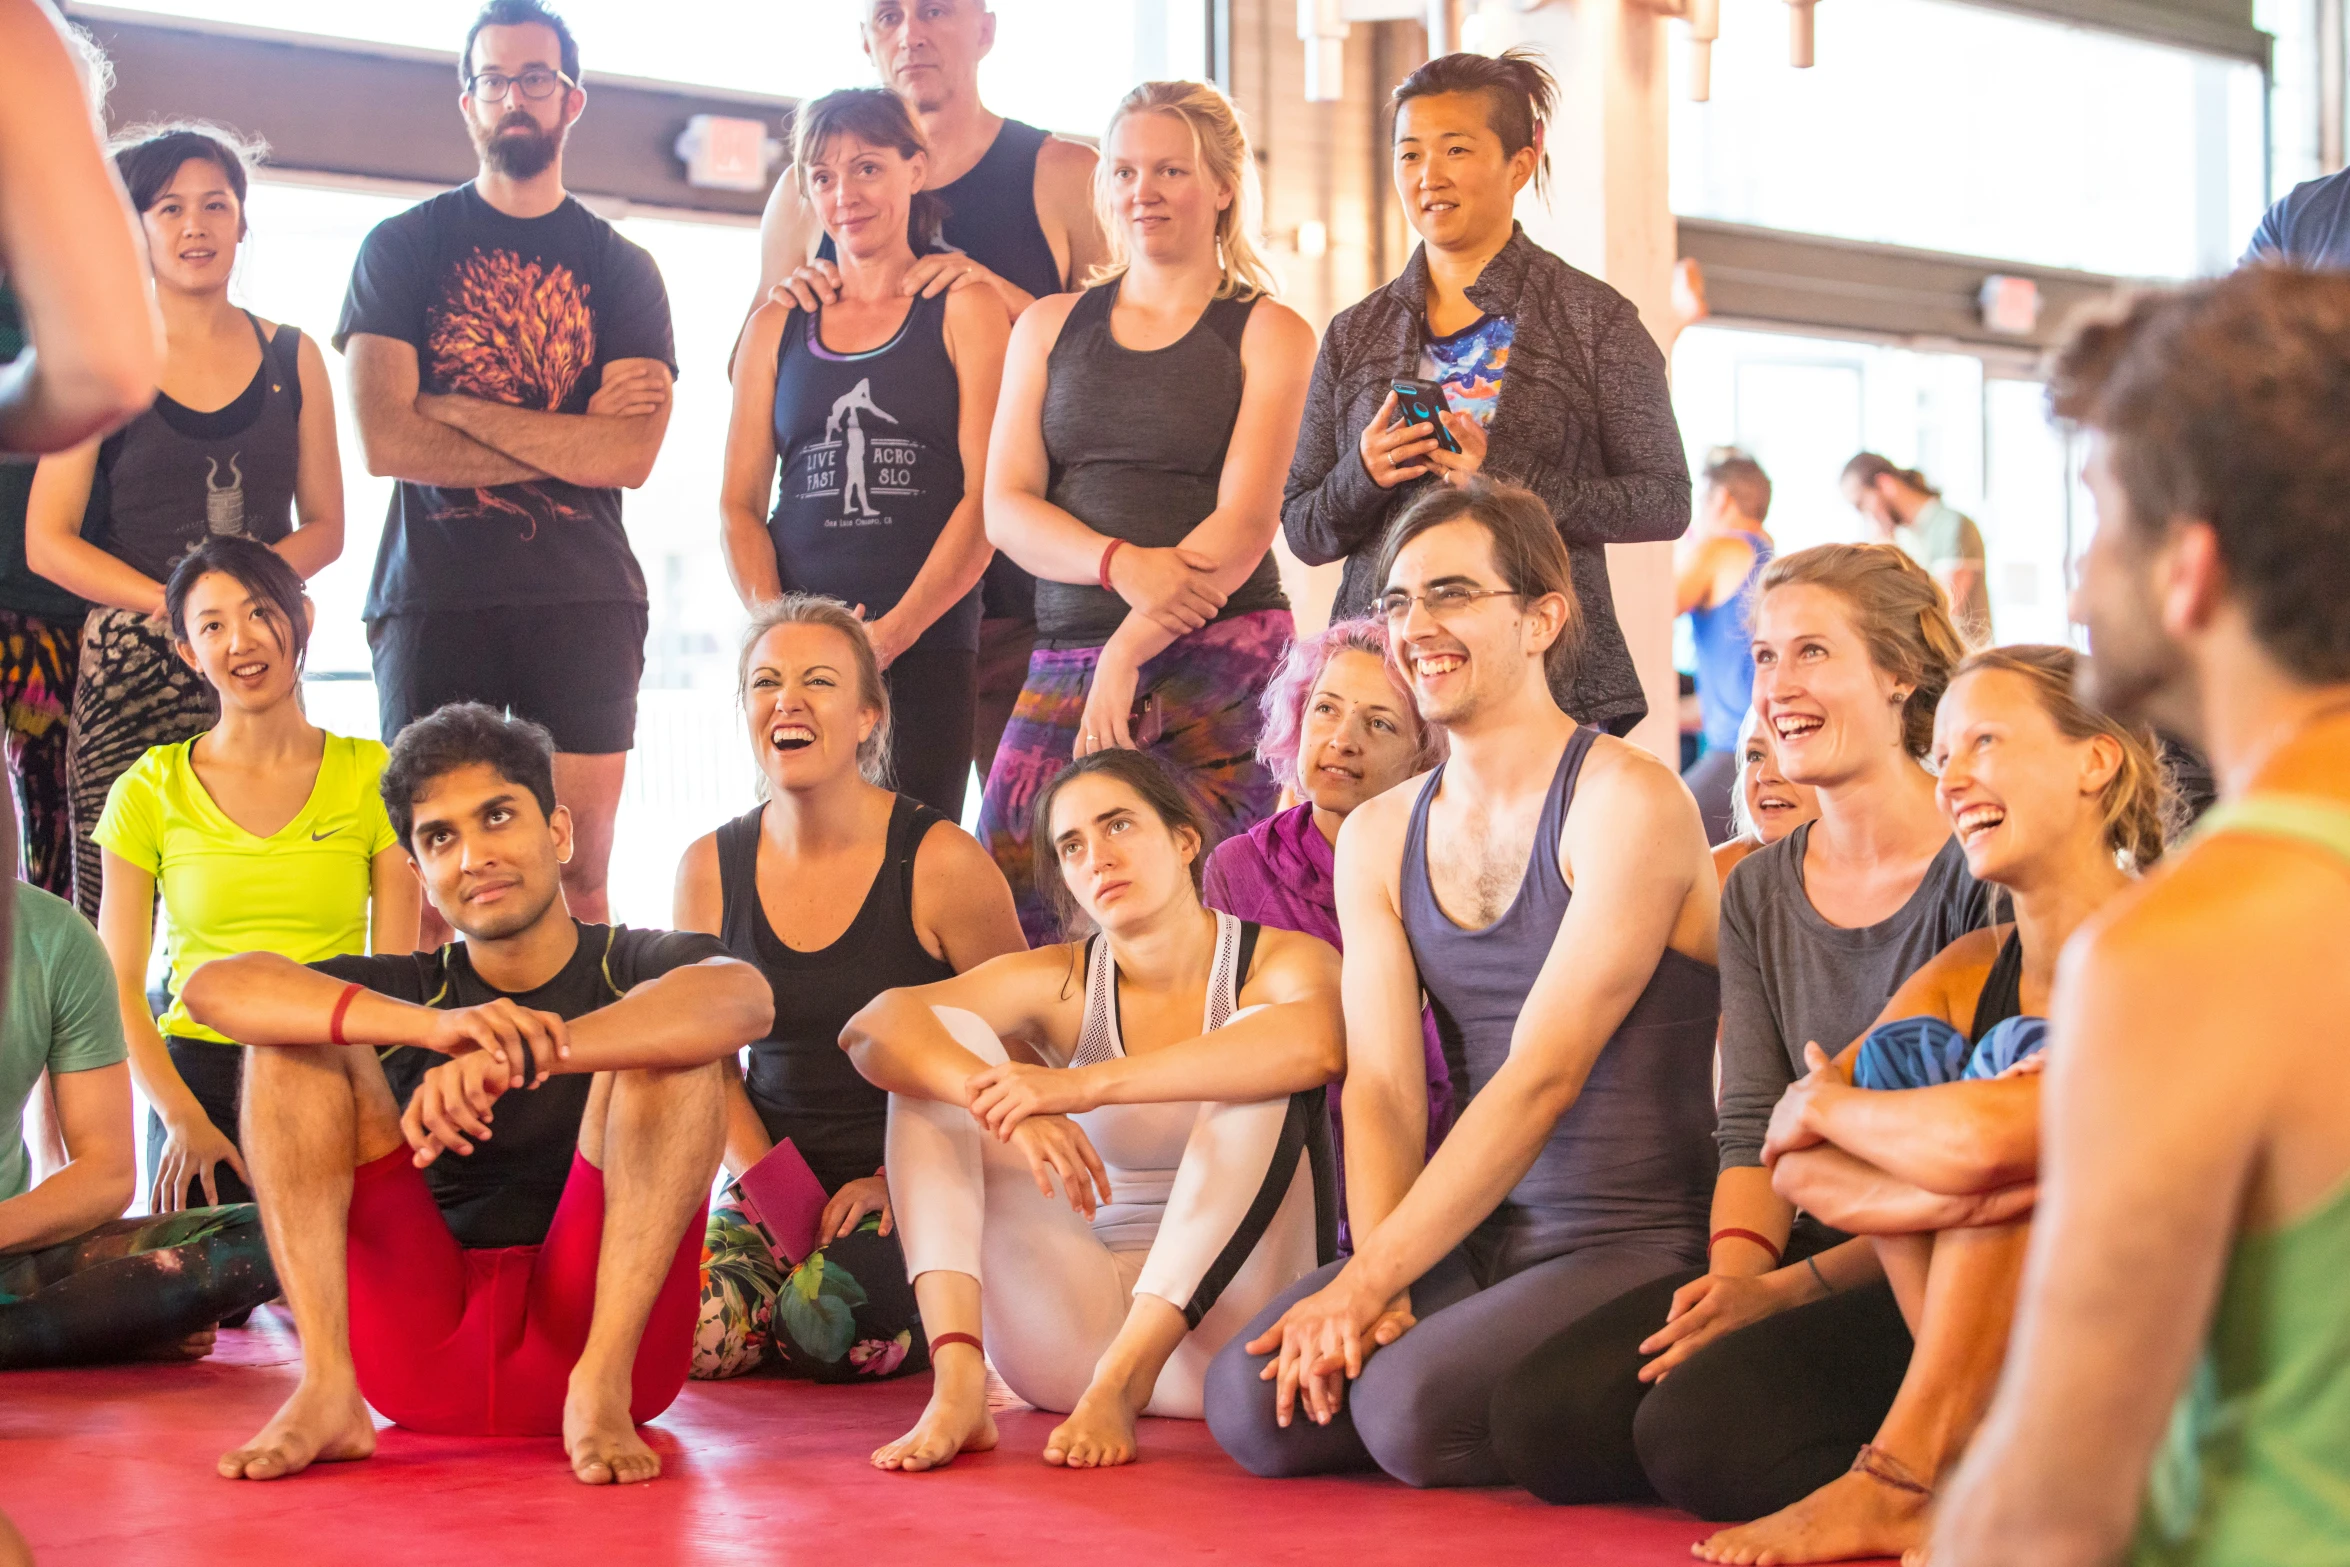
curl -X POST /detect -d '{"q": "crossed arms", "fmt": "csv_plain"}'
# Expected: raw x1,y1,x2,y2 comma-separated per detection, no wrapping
181,950,772,1165
345,332,672,492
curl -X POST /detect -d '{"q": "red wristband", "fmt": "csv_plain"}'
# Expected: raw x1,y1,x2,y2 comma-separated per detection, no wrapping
327,981,365,1047
929,1331,983,1357
1709,1228,1783,1268
1098,537,1126,591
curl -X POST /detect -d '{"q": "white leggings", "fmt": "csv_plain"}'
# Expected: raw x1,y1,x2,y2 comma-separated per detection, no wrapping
886,1005,1323,1418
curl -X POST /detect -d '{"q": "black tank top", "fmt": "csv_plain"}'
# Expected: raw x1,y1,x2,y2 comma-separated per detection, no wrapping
1033,281,1288,646
1400,726,1720,1272
721,794,956,1192
1967,931,2025,1043
87,313,303,583
820,118,1061,625
768,290,980,654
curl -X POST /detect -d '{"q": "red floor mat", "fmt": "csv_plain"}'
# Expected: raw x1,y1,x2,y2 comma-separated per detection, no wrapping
1,1310,1780,1566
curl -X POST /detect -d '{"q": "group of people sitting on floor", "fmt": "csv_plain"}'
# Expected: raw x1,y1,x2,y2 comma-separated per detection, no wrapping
6,3,2350,1566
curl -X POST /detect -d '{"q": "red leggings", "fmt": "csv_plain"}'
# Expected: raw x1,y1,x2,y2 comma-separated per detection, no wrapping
346,1148,705,1436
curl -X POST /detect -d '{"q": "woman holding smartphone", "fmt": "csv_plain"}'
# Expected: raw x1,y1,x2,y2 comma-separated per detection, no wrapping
1280,49,1688,737
978,79,1314,944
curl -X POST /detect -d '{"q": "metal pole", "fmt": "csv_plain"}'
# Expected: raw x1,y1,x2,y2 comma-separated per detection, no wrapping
1426,0,1452,56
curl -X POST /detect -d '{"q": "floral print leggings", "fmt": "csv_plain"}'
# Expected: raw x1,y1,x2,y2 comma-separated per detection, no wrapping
692,1186,929,1384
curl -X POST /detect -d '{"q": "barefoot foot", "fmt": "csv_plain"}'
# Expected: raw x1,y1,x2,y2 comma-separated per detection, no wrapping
1042,1383,1140,1470
873,1350,998,1473
563,1380,661,1486
1692,1468,1933,1565
134,1327,217,1362
217,1380,376,1481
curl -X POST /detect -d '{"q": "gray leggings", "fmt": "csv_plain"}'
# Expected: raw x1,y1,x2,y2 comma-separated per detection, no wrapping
1204,1235,1693,1487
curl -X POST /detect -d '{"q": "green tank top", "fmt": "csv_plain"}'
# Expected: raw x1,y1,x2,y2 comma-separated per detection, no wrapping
2135,793,2350,1567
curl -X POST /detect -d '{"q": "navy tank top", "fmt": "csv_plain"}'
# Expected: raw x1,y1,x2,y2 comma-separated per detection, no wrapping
1033,281,1288,646
721,795,956,1193
820,117,1061,624
769,290,979,655
1691,529,1772,750
86,312,303,584
1400,725,1720,1272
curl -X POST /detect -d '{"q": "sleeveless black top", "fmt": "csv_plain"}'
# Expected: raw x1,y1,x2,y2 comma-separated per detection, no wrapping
1400,725,1720,1275
1034,281,1288,646
768,290,979,655
86,313,303,583
1967,932,2025,1043
820,117,1060,625
721,795,956,1192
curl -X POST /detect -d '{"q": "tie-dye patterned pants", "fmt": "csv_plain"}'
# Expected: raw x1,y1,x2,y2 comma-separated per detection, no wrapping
977,609,1293,946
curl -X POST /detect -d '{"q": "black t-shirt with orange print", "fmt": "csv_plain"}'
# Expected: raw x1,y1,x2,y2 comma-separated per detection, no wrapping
334,182,676,619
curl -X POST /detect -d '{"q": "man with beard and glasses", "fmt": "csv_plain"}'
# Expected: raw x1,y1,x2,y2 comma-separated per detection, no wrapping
754,0,1109,799
1933,268,2350,1567
1207,480,1721,1487
336,0,675,944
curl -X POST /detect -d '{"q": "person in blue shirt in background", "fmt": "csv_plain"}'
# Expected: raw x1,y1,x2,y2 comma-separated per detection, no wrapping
2243,165,2350,268
1676,448,1773,845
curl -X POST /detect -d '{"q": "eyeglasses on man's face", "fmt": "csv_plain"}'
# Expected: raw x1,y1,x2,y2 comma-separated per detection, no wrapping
467,67,574,102
1376,584,1522,626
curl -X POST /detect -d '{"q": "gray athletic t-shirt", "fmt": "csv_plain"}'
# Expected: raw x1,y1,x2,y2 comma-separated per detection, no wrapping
1715,821,1990,1172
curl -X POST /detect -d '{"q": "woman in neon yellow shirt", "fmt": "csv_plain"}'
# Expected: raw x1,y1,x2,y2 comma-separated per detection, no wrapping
94,536,418,1211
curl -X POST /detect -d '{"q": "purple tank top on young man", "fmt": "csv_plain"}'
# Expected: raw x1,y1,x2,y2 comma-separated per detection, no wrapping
1204,804,1454,1251
1401,724,1719,1274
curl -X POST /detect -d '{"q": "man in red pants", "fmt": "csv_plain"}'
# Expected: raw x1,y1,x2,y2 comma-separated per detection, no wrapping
187,704,770,1485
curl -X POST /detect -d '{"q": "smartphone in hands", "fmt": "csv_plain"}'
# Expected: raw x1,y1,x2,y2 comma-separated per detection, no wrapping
1390,377,1464,456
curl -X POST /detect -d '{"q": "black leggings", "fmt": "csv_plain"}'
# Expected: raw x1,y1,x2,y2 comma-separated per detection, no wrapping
883,644,978,823
1489,1265,1913,1520
143,1036,253,1208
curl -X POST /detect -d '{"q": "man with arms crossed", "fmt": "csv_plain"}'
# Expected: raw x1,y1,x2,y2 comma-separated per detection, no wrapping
339,0,675,939
1935,269,2350,1564
757,0,1107,785
186,705,770,1486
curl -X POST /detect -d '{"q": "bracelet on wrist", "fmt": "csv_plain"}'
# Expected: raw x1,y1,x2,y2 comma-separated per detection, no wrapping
1098,537,1127,592
1709,1227,1783,1269
1805,1253,1833,1299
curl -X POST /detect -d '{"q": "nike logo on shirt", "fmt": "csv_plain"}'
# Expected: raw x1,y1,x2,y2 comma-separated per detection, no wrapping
311,830,335,841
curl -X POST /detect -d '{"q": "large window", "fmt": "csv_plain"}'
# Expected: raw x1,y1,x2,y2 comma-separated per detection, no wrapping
1672,323,2084,653
98,0,1208,136
1671,0,2268,277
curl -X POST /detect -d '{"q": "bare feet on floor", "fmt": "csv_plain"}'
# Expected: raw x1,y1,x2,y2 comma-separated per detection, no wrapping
873,1354,998,1473
217,1379,377,1481
1691,1468,1933,1565
563,1378,661,1486
134,1327,218,1362
1042,1383,1141,1470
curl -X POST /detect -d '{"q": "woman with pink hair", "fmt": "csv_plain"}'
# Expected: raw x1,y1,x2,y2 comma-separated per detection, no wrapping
1203,617,1450,1249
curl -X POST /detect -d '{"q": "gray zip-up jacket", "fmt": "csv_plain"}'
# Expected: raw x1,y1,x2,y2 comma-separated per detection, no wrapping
1281,225,1691,732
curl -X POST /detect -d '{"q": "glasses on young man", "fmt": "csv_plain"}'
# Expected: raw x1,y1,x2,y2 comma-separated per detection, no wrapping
467,68,575,102
1376,585,1522,626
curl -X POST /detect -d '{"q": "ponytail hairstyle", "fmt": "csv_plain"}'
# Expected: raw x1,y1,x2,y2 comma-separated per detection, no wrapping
1758,543,1967,760
792,87,947,251
735,593,895,790
1091,80,1279,302
1390,46,1557,201
1953,644,2173,871
1841,451,1940,499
